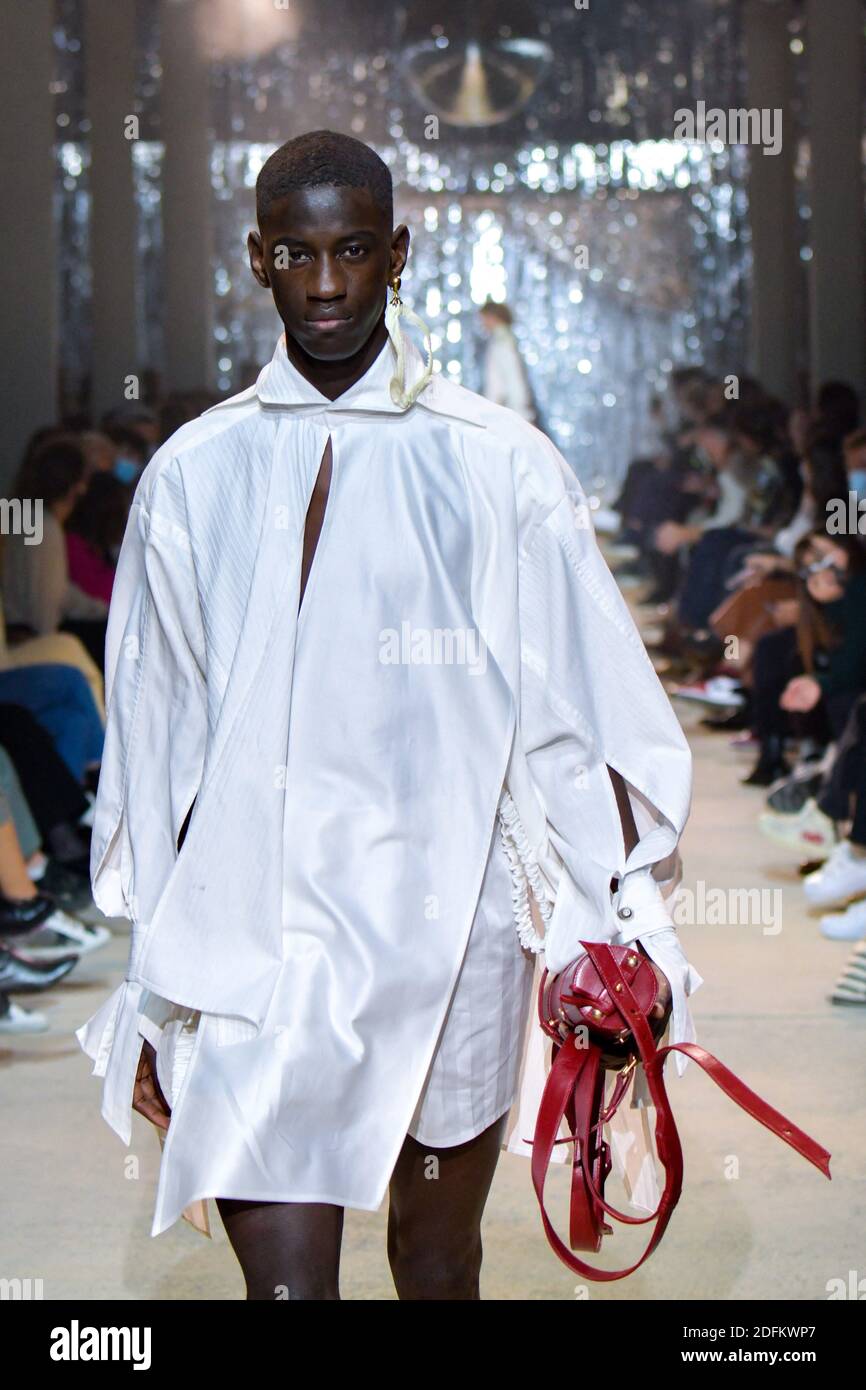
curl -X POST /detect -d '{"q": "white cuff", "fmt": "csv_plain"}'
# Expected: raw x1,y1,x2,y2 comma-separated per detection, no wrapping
636,925,703,1078
612,864,675,935
610,867,704,1080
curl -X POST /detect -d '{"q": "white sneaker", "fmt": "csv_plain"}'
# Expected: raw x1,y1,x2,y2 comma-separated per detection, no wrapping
21,910,112,960
820,899,866,941
672,676,746,708
803,841,866,909
758,799,836,860
0,999,49,1033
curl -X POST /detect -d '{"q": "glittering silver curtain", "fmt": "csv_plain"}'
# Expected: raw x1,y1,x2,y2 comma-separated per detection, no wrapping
53,0,755,486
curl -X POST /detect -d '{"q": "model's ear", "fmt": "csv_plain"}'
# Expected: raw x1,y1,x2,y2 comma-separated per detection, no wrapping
248,229,270,289
390,223,410,282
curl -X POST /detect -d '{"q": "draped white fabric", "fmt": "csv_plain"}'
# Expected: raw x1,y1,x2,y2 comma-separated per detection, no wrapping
76,330,700,1237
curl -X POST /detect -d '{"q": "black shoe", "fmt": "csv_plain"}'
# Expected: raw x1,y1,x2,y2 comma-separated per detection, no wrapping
766,769,824,814
795,739,827,766
0,945,79,993
701,706,751,732
742,736,790,787
32,859,93,914
682,632,726,664
0,893,56,938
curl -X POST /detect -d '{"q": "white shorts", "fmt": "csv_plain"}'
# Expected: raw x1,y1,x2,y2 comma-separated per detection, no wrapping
405,824,536,1147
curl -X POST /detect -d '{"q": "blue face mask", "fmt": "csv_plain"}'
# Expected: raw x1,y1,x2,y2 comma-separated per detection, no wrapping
848,469,866,496
113,455,140,484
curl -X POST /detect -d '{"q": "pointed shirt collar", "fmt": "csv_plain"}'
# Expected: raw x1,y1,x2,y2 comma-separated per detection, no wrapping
215,330,486,429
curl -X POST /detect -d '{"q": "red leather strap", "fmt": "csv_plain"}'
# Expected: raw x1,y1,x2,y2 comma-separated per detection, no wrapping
530,941,832,1282
585,943,831,1181
655,1042,832,1178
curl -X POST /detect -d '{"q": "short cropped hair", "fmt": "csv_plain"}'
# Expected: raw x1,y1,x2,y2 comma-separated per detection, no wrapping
256,130,393,227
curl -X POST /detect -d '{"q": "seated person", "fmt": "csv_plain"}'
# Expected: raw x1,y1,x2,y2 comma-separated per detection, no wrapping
1,435,110,668
744,532,866,786
65,470,129,604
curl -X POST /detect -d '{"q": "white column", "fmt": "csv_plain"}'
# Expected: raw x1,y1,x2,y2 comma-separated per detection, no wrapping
161,0,215,393
0,2,58,489
805,0,866,396
84,0,140,422
743,0,799,404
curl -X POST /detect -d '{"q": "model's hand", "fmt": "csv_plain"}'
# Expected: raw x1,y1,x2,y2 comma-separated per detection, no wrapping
648,960,673,1023
133,1039,172,1132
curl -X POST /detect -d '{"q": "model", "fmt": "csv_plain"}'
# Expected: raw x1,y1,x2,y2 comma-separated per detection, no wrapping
77,130,699,1300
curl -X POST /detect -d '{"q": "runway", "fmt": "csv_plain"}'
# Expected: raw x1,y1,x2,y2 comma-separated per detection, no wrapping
3,701,863,1300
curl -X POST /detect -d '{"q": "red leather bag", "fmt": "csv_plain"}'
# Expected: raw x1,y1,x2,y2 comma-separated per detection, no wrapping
531,941,832,1281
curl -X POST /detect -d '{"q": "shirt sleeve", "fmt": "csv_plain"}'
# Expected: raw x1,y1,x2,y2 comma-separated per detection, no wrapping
89,461,208,930
516,465,702,1071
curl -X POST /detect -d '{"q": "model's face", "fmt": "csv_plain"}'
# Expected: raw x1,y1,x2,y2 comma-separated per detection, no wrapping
248,185,408,362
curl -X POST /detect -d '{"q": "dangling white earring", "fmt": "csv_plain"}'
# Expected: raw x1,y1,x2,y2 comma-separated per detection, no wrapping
384,274,435,409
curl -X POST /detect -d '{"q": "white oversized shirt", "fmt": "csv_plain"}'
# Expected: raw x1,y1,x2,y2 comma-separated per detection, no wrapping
76,330,701,1228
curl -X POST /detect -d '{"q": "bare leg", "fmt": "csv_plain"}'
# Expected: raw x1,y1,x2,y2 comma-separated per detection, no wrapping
0,820,39,898
387,1110,509,1300
215,1198,344,1301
